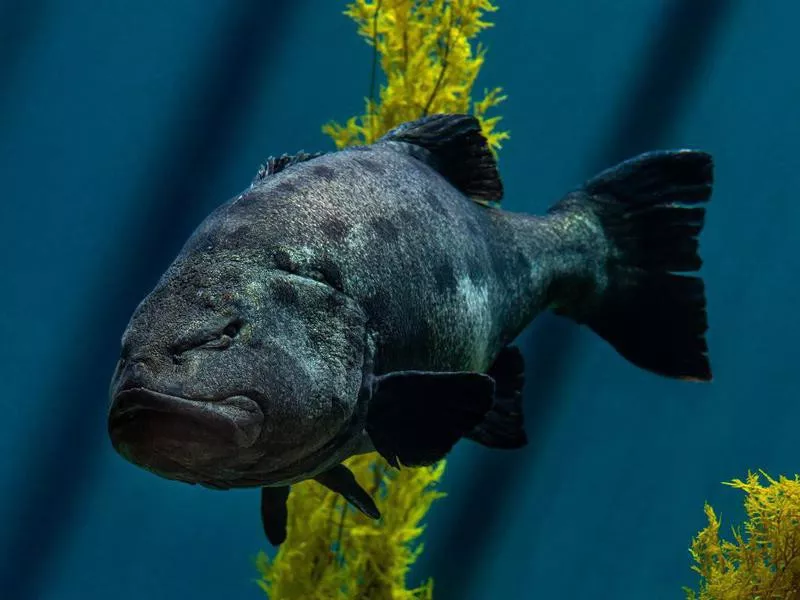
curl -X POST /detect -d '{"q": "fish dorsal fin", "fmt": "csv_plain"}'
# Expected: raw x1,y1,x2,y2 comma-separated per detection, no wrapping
252,151,326,183
379,114,503,206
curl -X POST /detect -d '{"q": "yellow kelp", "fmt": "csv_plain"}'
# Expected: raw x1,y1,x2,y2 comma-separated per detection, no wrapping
257,1,507,597
323,0,508,156
257,456,444,599
685,471,800,599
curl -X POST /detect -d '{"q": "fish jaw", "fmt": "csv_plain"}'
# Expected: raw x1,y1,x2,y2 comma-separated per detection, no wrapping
108,388,264,482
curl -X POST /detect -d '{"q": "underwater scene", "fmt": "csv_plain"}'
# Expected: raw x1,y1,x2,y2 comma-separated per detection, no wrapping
3,1,800,599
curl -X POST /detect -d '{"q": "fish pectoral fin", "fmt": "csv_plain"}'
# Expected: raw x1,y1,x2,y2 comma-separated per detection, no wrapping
465,346,528,449
260,485,290,546
314,464,380,520
377,114,503,207
365,370,495,468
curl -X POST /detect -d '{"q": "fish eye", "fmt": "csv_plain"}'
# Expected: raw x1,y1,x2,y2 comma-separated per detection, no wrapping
197,319,243,350
172,319,244,362
222,319,242,339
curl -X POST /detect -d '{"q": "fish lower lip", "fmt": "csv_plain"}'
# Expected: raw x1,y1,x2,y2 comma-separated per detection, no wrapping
110,388,264,447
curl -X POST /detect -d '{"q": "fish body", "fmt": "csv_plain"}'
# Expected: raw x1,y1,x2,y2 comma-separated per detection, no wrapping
187,145,580,374
108,115,713,544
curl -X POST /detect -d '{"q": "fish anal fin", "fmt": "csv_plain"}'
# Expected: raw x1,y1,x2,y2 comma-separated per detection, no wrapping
466,345,528,449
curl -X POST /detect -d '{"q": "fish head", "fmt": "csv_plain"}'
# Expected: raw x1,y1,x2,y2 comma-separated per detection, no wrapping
108,253,368,488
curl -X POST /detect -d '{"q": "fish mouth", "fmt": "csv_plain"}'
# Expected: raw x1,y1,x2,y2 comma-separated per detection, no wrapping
108,388,264,478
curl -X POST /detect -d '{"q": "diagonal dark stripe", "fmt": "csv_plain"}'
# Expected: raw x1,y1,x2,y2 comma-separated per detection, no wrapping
0,2,297,598
429,2,734,598
0,0,50,122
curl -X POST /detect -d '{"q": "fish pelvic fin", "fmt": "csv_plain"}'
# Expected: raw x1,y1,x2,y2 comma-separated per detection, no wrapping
314,464,380,520
260,485,290,546
378,114,503,206
550,150,713,382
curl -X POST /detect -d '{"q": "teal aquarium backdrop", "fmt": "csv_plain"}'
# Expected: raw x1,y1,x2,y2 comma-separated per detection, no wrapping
1,1,797,599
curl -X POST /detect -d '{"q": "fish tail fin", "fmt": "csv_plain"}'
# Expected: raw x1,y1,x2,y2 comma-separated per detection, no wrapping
550,150,714,381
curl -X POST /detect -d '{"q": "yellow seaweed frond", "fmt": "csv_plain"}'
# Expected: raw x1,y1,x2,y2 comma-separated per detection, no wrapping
322,0,509,156
257,3,506,597
256,454,446,599
684,471,800,600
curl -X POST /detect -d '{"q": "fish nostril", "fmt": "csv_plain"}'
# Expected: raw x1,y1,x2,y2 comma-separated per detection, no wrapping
115,358,152,393
128,353,160,370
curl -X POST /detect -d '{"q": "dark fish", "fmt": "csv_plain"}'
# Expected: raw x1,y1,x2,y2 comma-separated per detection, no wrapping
107,114,713,545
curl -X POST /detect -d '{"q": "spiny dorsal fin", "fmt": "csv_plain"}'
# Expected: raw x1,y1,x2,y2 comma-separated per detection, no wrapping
252,151,326,183
379,114,503,206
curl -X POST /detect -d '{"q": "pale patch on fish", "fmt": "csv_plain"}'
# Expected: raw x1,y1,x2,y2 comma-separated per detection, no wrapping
455,276,492,370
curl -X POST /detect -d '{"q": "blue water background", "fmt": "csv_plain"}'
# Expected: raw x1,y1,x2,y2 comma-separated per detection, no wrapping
1,1,796,599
